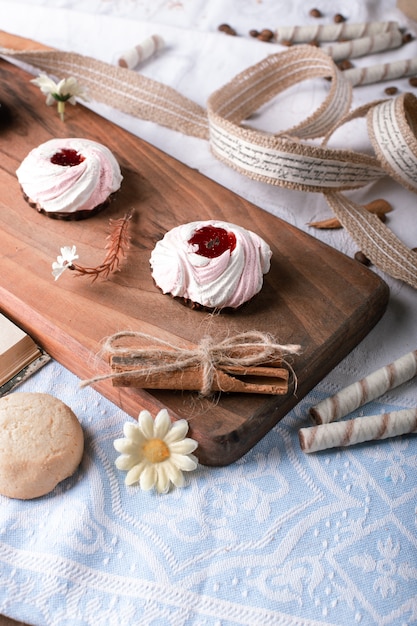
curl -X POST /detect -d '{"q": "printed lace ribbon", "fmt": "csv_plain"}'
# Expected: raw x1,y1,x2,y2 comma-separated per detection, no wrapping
2,42,417,288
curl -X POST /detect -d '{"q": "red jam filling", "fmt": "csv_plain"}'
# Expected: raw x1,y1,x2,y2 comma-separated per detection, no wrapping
188,225,236,258
51,148,85,166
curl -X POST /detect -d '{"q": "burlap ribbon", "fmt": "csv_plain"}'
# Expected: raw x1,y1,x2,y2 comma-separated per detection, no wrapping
2,44,417,288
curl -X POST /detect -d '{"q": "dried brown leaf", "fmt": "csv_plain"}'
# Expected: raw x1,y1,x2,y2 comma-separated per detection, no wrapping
71,209,134,282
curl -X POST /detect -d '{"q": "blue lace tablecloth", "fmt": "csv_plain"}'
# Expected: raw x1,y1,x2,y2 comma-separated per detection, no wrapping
2,360,416,626
0,1,416,624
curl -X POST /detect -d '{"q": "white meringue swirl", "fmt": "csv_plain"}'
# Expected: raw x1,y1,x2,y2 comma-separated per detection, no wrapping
16,138,122,215
150,220,272,309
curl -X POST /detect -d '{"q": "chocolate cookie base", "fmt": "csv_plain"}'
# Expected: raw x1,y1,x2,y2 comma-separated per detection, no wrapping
22,191,117,221
154,287,253,314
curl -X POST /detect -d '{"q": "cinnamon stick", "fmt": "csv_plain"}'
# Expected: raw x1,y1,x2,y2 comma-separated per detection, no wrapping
110,355,289,394
79,330,300,396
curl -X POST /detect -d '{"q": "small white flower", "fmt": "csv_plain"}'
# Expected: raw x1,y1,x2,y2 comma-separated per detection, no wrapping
114,409,198,494
52,245,79,280
31,74,88,120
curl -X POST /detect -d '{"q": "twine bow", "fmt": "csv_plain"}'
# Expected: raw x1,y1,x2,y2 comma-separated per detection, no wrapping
81,331,301,396
2,42,417,287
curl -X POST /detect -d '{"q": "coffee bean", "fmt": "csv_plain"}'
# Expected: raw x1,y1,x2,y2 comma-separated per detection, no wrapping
354,251,371,266
409,76,417,88
309,8,323,18
334,13,346,23
337,59,354,71
249,29,259,38
384,86,398,96
258,28,274,42
218,23,237,36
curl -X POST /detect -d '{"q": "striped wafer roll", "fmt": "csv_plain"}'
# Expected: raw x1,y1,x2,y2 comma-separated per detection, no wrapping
324,29,403,62
299,408,417,453
310,350,417,424
117,34,165,69
345,57,417,86
275,20,398,44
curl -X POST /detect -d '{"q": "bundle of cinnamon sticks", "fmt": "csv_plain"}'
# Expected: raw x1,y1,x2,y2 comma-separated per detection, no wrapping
94,330,300,396
111,352,290,395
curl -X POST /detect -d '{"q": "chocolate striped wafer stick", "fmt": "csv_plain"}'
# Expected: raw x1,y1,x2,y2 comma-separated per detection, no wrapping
275,20,398,44
344,57,417,86
299,408,417,453
310,350,417,424
324,29,403,62
117,34,165,69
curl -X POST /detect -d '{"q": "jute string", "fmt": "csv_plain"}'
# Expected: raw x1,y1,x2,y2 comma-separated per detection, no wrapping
80,331,301,397
2,43,417,288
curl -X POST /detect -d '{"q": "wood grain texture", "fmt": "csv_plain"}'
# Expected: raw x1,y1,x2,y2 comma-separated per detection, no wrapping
0,58,389,465
0,29,55,51
0,616,28,626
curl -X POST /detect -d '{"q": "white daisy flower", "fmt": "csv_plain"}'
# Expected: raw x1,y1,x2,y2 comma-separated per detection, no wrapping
31,74,89,120
52,245,79,280
114,409,198,494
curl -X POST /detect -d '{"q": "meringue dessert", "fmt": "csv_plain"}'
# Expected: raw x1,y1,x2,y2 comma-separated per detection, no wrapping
16,138,123,220
149,220,272,310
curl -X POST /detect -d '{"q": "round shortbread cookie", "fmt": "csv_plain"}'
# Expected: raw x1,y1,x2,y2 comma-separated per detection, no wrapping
0,392,84,499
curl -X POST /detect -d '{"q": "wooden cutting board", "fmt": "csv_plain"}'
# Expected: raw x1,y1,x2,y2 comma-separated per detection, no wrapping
0,57,389,466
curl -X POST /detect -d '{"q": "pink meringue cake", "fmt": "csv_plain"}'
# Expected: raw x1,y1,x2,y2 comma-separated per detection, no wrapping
149,220,272,310
16,138,123,220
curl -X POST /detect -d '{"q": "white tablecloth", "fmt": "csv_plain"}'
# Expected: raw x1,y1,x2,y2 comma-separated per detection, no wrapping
1,1,417,625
